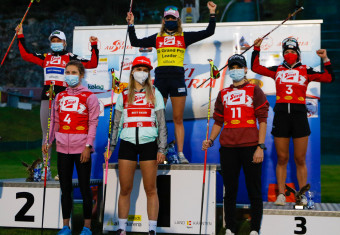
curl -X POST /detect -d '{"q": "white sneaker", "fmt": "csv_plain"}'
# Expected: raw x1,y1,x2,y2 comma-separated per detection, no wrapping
54,174,59,181
250,231,259,235
225,229,235,235
178,152,189,164
301,195,307,206
274,193,286,206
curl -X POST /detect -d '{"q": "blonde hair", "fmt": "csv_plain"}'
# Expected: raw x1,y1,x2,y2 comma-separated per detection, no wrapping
160,18,183,36
127,67,155,105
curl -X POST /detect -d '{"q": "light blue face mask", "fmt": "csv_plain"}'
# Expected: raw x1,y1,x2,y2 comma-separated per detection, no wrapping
229,68,245,82
65,75,79,87
51,42,64,52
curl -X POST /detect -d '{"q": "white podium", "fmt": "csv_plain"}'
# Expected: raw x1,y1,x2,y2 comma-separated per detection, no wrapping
261,202,340,235
0,178,102,229
103,163,217,234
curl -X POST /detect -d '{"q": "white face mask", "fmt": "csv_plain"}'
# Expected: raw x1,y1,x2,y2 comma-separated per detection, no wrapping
229,68,245,82
133,71,149,85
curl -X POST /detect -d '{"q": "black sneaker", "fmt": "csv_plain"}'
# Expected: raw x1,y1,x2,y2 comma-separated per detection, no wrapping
116,229,126,235
148,230,155,235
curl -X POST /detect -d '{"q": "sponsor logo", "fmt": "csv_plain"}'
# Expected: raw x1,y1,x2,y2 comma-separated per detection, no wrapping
137,122,143,127
261,36,273,50
128,215,142,221
164,36,176,45
104,40,133,53
276,96,280,100
298,97,305,101
45,67,64,75
226,90,246,105
247,120,255,124
62,125,70,130
231,120,240,124
280,70,300,83
277,36,310,48
61,97,79,111
88,84,104,90
284,96,293,100
134,93,146,105
49,56,62,65
178,87,186,93
248,79,263,88
76,126,85,131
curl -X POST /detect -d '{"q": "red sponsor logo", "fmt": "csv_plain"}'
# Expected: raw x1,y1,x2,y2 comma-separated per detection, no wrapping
164,36,175,45
277,36,310,48
64,100,76,108
123,60,133,70
230,93,243,102
104,40,133,53
261,36,273,51
137,122,143,127
135,94,146,104
127,109,151,117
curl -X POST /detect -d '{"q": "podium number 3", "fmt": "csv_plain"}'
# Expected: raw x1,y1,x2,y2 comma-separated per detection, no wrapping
15,192,35,222
294,217,307,234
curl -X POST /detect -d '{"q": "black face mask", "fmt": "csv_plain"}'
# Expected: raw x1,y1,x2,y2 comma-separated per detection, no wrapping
164,20,178,30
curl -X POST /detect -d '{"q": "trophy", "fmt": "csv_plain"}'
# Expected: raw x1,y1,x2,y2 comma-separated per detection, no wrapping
307,191,315,209
285,183,311,209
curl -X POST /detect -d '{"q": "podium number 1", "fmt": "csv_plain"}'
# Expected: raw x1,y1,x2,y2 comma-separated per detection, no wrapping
294,217,307,234
15,192,35,222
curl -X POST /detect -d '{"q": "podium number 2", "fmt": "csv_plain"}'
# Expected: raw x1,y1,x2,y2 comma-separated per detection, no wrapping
15,192,35,222
294,217,307,234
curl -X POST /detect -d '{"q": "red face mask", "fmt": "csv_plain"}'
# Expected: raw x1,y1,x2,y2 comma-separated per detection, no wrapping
284,53,298,65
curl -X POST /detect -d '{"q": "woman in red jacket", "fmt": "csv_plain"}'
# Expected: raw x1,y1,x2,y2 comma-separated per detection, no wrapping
202,54,269,235
251,37,335,205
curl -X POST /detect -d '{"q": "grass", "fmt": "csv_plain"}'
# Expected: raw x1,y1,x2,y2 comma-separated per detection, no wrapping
0,105,41,142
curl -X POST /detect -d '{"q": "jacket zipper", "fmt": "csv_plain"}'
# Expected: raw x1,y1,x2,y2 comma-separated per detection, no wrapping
288,103,290,114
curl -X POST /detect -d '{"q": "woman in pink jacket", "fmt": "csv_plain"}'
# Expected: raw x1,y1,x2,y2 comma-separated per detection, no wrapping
42,60,100,235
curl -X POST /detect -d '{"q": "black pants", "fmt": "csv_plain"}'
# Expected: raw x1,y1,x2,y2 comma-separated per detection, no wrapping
57,152,92,219
220,146,263,233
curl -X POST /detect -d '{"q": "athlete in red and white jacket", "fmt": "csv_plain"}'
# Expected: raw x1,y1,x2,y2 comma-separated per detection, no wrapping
16,25,99,180
203,54,269,235
251,37,335,206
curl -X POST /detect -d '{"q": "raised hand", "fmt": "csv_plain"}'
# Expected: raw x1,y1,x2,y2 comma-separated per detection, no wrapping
207,1,217,14
126,12,134,25
89,36,98,42
15,24,23,35
254,38,263,47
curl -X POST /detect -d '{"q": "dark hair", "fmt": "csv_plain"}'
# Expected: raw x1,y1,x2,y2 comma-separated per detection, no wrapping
65,60,85,77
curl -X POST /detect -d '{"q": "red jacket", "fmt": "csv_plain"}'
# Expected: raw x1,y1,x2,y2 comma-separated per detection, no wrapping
213,82,269,147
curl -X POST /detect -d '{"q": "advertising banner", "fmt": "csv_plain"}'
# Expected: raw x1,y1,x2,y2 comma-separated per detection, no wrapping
73,20,323,203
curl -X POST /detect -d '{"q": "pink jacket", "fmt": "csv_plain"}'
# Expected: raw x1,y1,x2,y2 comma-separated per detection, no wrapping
48,85,100,154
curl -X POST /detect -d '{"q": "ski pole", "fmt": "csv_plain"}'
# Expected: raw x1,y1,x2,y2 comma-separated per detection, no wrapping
41,83,54,235
199,59,215,235
0,0,38,68
118,0,134,81
196,6,304,88
102,69,117,228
